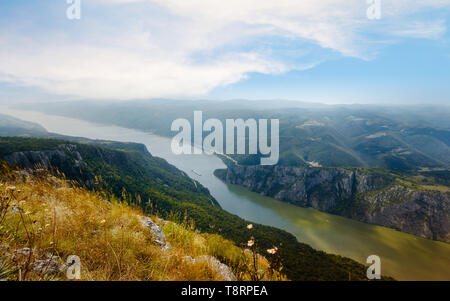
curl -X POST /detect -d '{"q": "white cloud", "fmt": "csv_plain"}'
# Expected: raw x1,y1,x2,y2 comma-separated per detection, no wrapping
0,37,286,99
390,20,447,39
0,0,449,100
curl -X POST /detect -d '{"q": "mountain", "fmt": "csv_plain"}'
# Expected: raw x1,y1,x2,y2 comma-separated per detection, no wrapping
19,100,450,171
215,163,450,243
0,136,385,280
0,114,48,137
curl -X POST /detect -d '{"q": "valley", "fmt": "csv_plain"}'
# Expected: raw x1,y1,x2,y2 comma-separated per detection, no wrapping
1,107,450,281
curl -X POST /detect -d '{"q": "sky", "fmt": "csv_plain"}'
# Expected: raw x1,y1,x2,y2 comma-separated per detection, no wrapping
0,0,450,105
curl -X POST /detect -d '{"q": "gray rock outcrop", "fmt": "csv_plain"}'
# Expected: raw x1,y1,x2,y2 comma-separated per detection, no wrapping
216,165,450,243
184,255,237,281
139,216,171,251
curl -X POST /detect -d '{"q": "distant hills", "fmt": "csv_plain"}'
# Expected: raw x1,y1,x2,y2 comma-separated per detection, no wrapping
19,100,450,171
0,113,48,137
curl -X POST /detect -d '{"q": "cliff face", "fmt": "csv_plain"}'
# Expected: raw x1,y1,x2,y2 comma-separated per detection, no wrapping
3,145,84,170
216,165,450,243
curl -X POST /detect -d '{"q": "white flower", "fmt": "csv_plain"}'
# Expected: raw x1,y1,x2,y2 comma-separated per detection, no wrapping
267,248,277,255
247,239,255,247
247,224,253,230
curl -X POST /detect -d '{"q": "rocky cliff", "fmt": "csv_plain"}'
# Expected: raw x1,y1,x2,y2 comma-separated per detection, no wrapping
215,165,450,243
3,144,84,170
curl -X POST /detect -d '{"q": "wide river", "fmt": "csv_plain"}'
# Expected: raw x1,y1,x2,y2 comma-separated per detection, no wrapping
2,106,450,280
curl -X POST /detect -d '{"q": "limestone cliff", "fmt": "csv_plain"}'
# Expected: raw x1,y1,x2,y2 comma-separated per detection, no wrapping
215,165,450,243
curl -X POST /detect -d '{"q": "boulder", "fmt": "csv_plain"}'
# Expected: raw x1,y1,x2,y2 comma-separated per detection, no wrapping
32,257,64,275
139,216,171,251
184,255,237,281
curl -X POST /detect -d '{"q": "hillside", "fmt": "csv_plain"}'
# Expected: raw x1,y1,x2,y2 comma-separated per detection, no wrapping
0,114,48,137
0,137,388,280
0,162,283,281
215,163,450,243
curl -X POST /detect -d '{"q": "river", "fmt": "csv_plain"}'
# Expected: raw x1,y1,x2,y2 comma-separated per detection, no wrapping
1,106,449,281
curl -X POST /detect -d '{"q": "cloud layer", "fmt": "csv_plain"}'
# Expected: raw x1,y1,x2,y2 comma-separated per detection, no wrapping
0,0,448,100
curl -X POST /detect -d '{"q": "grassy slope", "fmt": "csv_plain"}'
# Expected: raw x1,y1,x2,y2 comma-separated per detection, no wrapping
0,163,281,281
0,137,386,280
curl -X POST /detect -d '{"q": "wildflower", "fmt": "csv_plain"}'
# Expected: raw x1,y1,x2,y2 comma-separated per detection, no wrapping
247,224,253,230
100,219,106,224
267,248,277,255
247,238,255,247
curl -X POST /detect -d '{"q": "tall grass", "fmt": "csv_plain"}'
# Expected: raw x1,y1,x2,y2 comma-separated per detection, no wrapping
0,167,285,281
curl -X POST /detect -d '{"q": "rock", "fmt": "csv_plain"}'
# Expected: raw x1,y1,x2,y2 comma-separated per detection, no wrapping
139,216,171,251
9,205,24,214
32,258,64,275
3,144,85,173
184,255,236,281
12,247,33,260
359,186,450,242
183,256,196,264
217,164,450,243
197,256,237,281
4,150,66,170
0,244,10,252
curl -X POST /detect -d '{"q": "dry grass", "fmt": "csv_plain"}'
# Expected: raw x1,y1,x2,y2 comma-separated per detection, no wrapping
0,170,284,281
419,185,450,193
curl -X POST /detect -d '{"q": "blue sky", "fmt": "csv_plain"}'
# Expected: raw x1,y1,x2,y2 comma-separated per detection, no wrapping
1,0,450,105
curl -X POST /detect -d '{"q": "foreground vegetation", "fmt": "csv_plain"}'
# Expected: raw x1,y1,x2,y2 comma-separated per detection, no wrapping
0,163,284,281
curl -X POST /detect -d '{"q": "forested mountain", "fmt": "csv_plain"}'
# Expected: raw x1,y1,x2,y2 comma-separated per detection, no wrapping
0,114,48,137
21,100,450,171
